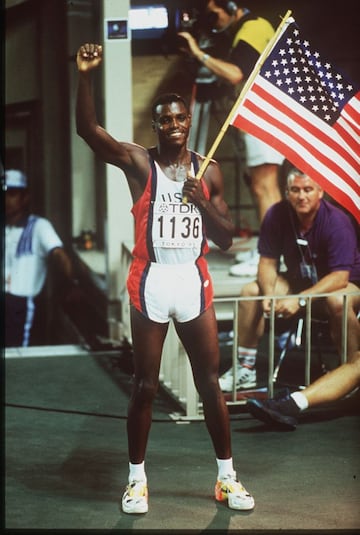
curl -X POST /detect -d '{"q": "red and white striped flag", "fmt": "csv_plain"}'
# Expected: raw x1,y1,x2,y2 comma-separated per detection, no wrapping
231,17,360,223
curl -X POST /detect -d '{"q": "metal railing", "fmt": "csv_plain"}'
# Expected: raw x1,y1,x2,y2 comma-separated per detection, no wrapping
118,242,359,418
216,291,357,404
159,290,358,419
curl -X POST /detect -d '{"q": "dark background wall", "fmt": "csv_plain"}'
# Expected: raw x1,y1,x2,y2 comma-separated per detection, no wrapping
131,0,360,86
4,0,359,346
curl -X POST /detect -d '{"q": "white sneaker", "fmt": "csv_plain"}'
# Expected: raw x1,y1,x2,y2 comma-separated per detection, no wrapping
229,262,258,277
236,250,259,264
229,252,260,277
234,249,256,263
219,366,256,392
121,480,148,514
215,472,255,510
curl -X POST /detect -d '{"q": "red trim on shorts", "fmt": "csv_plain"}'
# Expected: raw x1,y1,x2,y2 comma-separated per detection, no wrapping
127,257,150,317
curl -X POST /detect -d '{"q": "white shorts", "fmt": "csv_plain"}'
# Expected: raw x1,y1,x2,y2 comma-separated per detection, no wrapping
127,258,213,323
243,132,285,167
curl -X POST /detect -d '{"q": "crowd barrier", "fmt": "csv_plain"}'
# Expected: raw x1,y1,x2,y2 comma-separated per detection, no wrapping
119,242,358,418
156,292,356,419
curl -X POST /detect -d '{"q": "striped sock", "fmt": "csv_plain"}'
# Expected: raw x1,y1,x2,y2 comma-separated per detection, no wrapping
238,346,257,368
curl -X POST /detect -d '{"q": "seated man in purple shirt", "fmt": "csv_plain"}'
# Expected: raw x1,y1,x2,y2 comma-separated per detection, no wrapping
219,166,360,392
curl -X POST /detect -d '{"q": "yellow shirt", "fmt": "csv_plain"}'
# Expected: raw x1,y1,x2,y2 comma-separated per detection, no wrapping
232,17,274,54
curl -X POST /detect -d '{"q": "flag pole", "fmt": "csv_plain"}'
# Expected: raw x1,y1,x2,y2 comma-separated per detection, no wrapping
192,9,293,182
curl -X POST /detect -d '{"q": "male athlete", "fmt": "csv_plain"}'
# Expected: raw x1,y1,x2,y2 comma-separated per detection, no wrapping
76,42,255,514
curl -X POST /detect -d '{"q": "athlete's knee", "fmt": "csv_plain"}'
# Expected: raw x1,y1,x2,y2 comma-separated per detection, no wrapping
193,365,216,392
131,377,159,405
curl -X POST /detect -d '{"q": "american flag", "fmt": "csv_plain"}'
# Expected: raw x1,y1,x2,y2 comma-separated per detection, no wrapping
231,17,360,223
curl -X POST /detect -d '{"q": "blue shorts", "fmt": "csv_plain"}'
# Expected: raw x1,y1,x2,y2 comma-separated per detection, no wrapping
5,293,36,347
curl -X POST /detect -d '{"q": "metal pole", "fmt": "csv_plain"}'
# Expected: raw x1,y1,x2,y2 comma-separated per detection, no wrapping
267,298,276,397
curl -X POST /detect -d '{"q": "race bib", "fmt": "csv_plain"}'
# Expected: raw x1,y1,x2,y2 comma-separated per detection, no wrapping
152,201,202,248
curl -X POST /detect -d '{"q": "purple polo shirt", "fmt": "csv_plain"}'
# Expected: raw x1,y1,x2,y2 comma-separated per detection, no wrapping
258,199,360,286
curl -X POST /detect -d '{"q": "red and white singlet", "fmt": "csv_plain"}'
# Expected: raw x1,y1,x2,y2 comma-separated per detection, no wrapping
127,152,214,322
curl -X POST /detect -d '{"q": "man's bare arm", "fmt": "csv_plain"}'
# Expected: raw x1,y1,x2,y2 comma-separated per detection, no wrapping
178,32,244,85
75,43,149,198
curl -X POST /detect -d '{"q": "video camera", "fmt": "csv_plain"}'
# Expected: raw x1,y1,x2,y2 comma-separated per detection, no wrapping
176,6,217,52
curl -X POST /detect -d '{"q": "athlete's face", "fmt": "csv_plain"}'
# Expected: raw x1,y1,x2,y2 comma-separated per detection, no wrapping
152,101,191,147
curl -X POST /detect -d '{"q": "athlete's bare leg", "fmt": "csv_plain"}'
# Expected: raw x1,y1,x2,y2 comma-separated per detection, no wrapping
127,305,169,463
175,306,232,459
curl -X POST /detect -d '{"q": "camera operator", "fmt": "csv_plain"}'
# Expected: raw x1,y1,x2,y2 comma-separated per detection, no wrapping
179,1,286,275
176,5,230,99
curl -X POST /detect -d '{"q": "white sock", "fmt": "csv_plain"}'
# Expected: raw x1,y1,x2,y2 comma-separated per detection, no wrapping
238,346,257,368
290,391,309,411
216,457,234,479
129,461,147,483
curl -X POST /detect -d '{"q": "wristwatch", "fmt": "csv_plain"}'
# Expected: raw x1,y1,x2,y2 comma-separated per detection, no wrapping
200,53,210,63
298,297,307,308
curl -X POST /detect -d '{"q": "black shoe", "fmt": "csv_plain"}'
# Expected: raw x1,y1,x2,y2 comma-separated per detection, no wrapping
246,396,300,430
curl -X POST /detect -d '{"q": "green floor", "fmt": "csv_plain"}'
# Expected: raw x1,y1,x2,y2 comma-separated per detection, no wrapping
4,350,360,531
